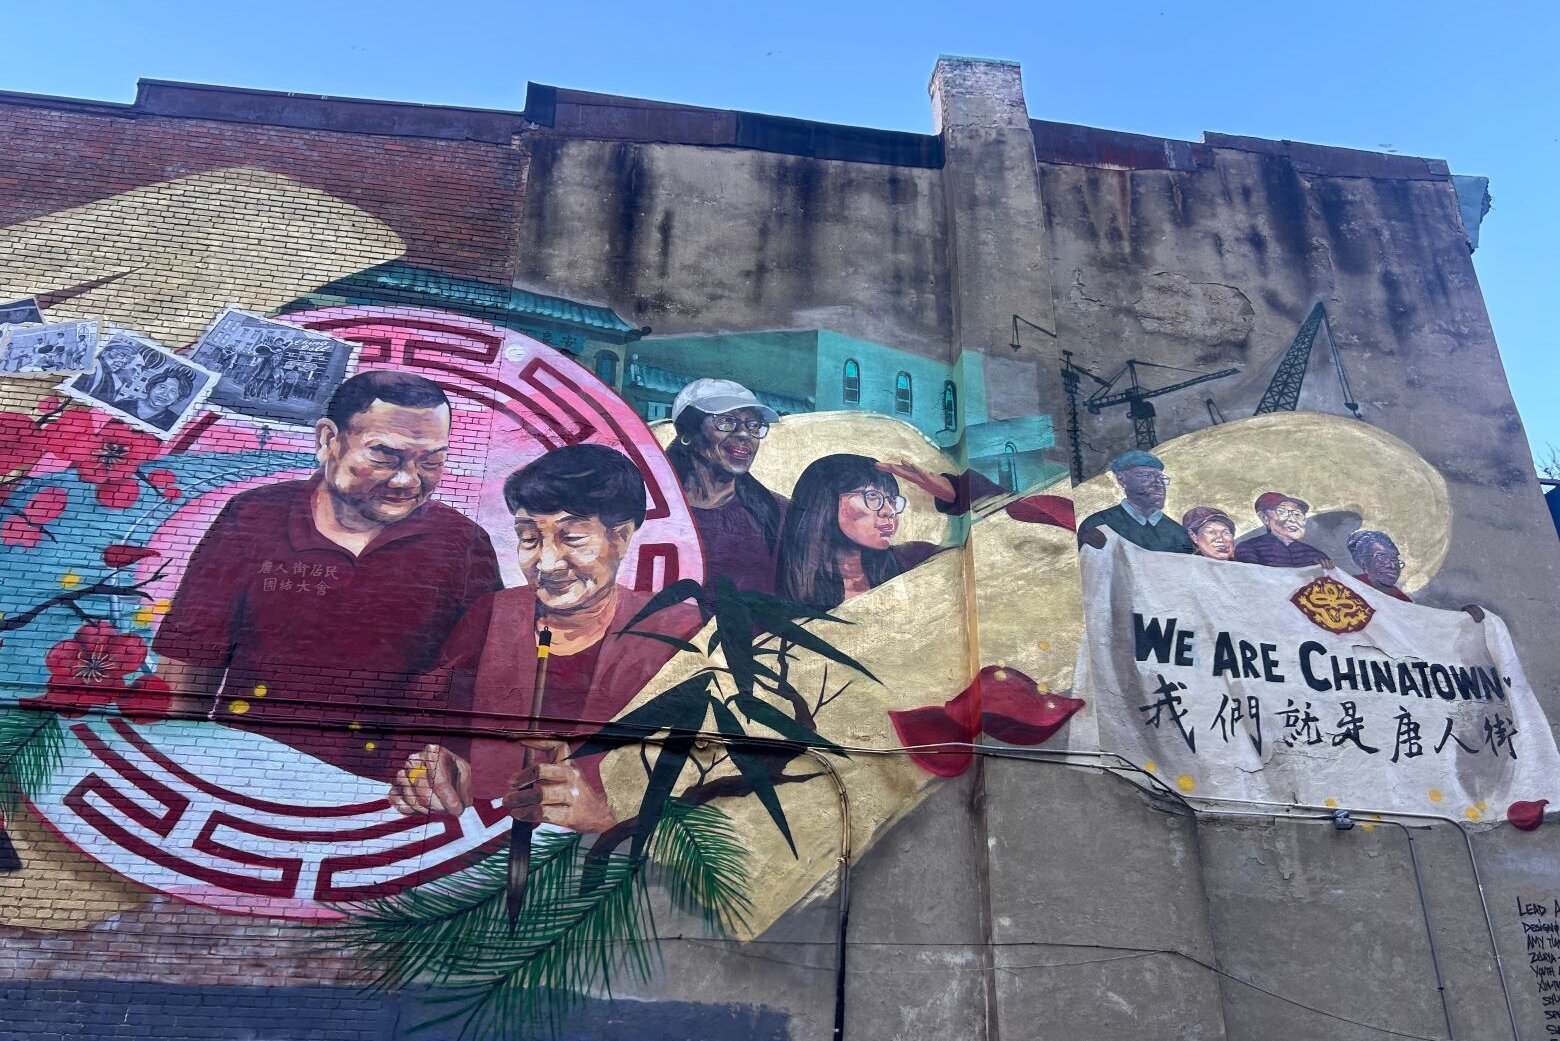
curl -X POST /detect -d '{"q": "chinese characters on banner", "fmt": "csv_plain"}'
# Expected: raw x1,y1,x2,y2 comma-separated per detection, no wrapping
1074,531,1560,816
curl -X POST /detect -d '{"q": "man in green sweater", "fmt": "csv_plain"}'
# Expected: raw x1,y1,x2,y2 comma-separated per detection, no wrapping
1077,449,1195,554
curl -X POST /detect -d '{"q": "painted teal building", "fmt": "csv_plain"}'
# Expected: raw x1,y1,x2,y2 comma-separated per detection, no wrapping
610,329,1062,493
286,263,1062,493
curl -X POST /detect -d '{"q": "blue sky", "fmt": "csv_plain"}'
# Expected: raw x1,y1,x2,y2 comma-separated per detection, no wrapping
6,1,1555,468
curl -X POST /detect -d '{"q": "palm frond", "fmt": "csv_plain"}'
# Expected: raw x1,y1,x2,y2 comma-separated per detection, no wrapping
0,709,64,816
331,803,753,1040
649,801,751,936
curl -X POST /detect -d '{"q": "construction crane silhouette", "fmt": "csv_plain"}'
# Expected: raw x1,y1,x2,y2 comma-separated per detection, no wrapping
1252,302,1360,417
1061,351,1238,481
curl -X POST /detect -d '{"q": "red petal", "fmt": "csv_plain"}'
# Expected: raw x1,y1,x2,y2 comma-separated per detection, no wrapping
101,632,149,677
982,696,1085,746
145,469,177,488
39,408,96,461
119,675,175,723
44,638,84,678
103,544,160,569
72,622,147,678
21,486,67,524
20,693,89,719
1508,799,1549,832
1004,494,1076,531
888,705,977,777
0,515,43,548
94,478,141,509
0,413,44,475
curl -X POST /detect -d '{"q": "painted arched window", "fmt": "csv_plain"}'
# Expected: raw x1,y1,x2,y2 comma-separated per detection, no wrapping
843,359,861,405
594,350,619,385
999,441,1018,493
894,371,912,415
942,380,958,430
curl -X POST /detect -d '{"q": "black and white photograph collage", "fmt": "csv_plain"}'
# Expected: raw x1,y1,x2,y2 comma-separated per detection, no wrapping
0,317,100,376
58,327,218,438
187,306,355,427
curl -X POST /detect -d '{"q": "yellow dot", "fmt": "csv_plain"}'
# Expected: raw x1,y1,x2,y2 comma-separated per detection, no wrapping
347,720,362,731
1036,640,1050,652
1361,822,1377,833
1324,797,1339,808
1175,774,1196,793
993,669,1007,681
228,699,250,715
364,741,378,752
132,606,156,627
1144,761,1158,773
1476,801,1487,812
1427,789,1444,804
1464,807,1482,822
253,684,268,698
60,572,82,589
153,599,172,616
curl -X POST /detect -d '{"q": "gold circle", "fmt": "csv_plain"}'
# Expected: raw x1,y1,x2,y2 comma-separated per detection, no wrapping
228,699,250,715
1069,413,1451,593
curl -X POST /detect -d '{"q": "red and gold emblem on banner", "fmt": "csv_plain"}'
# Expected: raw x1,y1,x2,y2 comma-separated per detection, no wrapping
1290,577,1375,634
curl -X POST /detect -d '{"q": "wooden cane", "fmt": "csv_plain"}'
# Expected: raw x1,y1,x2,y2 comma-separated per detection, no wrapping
506,623,550,930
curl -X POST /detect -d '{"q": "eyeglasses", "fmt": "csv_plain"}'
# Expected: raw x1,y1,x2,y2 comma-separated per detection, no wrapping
710,415,770,438
1122,472,1171,487
1270,507,1306,522
846,489,907,514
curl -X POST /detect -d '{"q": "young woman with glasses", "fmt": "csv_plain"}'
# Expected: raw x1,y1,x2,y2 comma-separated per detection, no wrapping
776,453,995,610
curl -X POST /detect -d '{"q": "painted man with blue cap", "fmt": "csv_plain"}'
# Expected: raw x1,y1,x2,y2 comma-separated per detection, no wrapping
1077,449,1195,554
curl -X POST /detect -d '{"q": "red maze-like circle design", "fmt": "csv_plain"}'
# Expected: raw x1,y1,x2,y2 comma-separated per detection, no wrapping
28,306,703,920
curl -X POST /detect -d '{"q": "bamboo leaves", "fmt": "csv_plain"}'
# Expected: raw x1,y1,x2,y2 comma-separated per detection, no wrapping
598,576,868,863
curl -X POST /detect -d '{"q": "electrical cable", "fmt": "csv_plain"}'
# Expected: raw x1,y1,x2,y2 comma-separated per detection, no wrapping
0,699,1515,1041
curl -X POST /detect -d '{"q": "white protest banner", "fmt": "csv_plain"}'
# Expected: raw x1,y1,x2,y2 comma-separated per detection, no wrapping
1073,530,1559,821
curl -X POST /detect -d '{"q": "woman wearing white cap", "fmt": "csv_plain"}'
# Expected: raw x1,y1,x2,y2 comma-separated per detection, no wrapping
667,379,788,596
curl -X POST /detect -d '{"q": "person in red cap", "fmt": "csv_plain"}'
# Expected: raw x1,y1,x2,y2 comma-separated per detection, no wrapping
1233,492,1333,568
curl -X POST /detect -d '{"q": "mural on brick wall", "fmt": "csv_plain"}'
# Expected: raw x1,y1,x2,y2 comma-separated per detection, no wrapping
1,167,1556,1038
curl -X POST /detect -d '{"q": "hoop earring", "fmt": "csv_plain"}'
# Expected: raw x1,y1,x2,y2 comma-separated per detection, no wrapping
677,435,691,446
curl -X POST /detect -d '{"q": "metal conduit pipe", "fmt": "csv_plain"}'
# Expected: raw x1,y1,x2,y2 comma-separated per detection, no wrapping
799,748,853,1041
1203,807,1459,1040
1196,796,1520,1041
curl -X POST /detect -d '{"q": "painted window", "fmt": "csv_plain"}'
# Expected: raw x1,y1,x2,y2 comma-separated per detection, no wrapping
998,441,1018,493
594,350,619,384
942,380,958,430
843,359,861,405
644,401,673,421
894,371,912,415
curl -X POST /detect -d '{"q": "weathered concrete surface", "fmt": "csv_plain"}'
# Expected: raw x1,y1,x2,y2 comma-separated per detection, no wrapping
1037,145,1560,712
985,764,1228,1041
1198,814,1517,1041
514,137,951,355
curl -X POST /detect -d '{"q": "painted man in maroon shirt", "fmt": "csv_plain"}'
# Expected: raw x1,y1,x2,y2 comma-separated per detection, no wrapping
154,371,502,780
1233,491,1335,569
387,444,702,835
